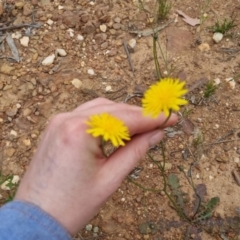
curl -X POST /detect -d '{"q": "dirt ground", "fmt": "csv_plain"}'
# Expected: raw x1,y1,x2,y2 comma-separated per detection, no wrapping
1,0,240,239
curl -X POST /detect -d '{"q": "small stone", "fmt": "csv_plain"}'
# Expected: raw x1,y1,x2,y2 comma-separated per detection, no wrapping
5,148,16,157
12,32,22,39
12,175,20,184
234,157,240,163
198,43,210,52
56,48,67,56
1,180,10,190
15,1,24,9
85,224,93,231
105,85,112,92
100,24,107,32
108,48,117,56
213,78,221,85
10,130,18,137
23,3,32,16
47,19,54,25
93,226,99,233
164,163,172,170
87,69,95,75
112,23,121,30
42,54,55,66
71,79,82,89
67,28,74,37
6,106,18,117
128,38,136,49
0,63,15,75
58,5,64,10
20,36,29,47
101,42,108,49
23,108,32,117
114,17,121,23
225,77,236,89
77,34,84,41
213,32,223,43
23,138,31,146
209,175,214,180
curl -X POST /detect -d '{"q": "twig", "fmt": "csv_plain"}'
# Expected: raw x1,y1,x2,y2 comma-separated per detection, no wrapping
0,22,41,32
123,93,142,103
205,138,240,146
123,40,134,72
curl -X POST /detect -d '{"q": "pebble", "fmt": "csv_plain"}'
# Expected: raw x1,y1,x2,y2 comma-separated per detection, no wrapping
113,23,121,30
87,69,95,75
12,32,22,39
42,54,55,66
234,157,240,163
100,24,107,32
213,78,221,85
213,32,223,43
23,138,31,146
128,38,136,49
93,226,99,233
6,106,18,117
77,34,84,41
1,181,10,190
198,43,210,52
10,130,18,137
85,224,93,231
225,77,236,89
67,28,74,37
0,63,15,75
47,19,54,25
56,48,67,56
101,42,108,49
71,79,82,89
20,36,29,47
23,108,32,117
164,163,172,170
5,148,16,157
12,175,20,184
105,85,112,92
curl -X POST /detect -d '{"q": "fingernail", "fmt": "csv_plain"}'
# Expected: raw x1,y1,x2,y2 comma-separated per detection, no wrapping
149,130,164,147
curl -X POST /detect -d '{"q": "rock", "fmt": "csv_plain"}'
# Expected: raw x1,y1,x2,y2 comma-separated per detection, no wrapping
108,48,117,56
128,38,136,49
71,79,82,89
12,175,20,184
23,108,32,117
20,36,29,47
62,11,80,28
67,28,74,37
213,78,221,85
0,63,15,75
12,32,22,39
56,48,67,56
198,43,210,52
105,85,112,92
4,148,16,157
23,138,31,146
87,69,95,75
81,14,89,23
112,23,121,30
23,3,32,16
114,17,121,23
100,24,107,32
6,106,18,117
234,157,240,163
95,33,107,43
213,32,223,43
77,34,84,41
85,224,93,231
101,42,108,49
42,54,55,66
165,162,172,170
225,77,236,89
9,130,18,138
93,226,99,233
82,20,96,34
15,1,24,9
40,0,51,5
47,19,54,25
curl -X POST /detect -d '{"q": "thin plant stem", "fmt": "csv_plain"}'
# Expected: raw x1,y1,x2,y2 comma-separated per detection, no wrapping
127,176,162,193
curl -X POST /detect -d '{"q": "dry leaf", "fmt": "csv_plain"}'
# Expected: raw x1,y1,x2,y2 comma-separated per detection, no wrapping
176,10,200,26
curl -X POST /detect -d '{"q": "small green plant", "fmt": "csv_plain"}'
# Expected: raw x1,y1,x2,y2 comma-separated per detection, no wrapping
204,81,217,98
0,173,19,204
156,0,172,20
211,18,236,34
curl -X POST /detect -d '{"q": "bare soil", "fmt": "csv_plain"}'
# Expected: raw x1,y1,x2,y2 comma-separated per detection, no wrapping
1,0,240,239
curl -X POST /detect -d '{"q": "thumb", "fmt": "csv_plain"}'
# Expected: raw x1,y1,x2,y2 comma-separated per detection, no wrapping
98,130,164,189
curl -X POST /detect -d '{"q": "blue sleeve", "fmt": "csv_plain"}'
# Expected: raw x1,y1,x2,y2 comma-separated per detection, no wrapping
0,200,71,240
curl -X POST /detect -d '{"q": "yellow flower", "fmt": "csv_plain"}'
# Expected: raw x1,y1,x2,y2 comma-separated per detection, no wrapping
86,113,130,147
142,78,188,118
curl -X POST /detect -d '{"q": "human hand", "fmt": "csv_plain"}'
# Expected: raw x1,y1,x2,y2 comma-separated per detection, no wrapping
15,98,178,235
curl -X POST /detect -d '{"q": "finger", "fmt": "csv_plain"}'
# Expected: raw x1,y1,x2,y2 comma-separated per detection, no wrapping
96,130,165,189
73,98,114,112
110,108,178,136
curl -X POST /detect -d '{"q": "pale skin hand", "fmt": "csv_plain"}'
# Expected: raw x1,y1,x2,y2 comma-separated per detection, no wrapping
15,98,178,235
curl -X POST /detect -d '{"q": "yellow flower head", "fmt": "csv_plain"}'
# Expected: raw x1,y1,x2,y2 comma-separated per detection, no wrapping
142,78,188,118
86,113,130,147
